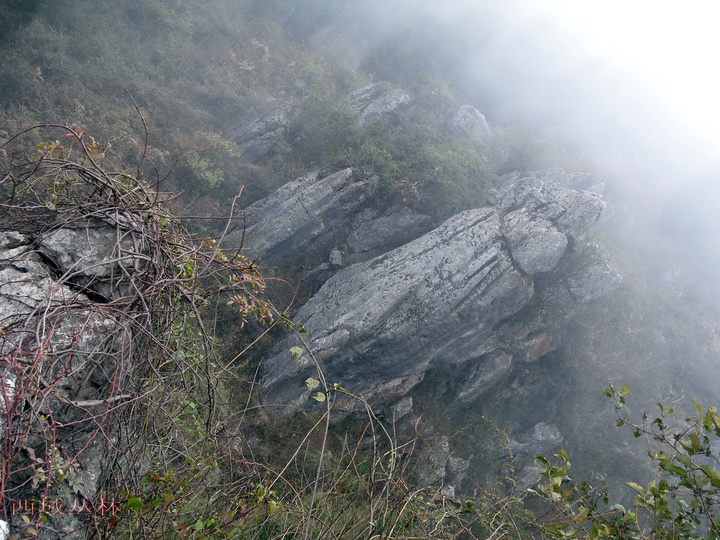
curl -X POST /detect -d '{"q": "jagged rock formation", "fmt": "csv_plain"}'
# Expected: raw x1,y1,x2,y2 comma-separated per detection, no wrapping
345,83,412,126
232,99,297,163
0,217,145,539
227,168,434,277
258,172,621,417
448,105,493,142
229,168,379,266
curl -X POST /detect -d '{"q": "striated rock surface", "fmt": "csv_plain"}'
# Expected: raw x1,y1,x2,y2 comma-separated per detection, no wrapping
262,206,533,414
230,168,378,265
346,83,412,126
232,99,296,162
259,174,619,416
346,206,432,253
448,105,492,142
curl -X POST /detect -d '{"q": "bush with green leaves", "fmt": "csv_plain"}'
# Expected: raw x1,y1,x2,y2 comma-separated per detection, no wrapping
500,385,720,539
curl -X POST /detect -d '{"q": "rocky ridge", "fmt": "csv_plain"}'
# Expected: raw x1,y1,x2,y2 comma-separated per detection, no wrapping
246,170,620,419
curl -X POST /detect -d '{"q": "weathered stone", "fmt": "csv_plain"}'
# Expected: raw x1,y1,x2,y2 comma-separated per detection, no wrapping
345,83,384,113
229,168,378,265
259,172,618,417
448,105,492,142
358,88,411,125
499,175,605,245
346,84,411,126
346,206,432,253
504,209,567,274
0,229,131,539
261,207,534,414
38,219,146,300
232,100,296,162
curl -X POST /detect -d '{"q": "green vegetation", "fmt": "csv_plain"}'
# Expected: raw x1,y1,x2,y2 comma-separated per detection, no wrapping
2,1,720,538
0,0,47,42
2,121,719,537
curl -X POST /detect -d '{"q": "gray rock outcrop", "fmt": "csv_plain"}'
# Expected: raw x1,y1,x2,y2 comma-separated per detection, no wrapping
346,206,432,253
37,218,146,300
262,206,533,414
229,168,379,265
232,100,296,162
0,219,140,539
346,84,412,126
259,174,618,416
448,105,492,142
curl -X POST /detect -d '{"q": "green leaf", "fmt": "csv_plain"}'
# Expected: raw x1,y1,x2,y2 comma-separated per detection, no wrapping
290,346,303,360
619,385,631,395
690,433,702,453
660,461,688,479
676,454,692,468
626,482,645,495
305,377,320,391
125,496,143,511
679,439,694,453
700,465,720,488
693,400,703,419
311,392,326,402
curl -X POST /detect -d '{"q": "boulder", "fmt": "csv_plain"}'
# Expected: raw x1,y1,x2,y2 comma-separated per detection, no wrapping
37,217,146,300
0,220,138,539
345,83,385,112
232,100,296,162
346,84,411,126
498,175,606,247
504,210,568,274
448,105,492,142
229,168,378,265
261,206,534,414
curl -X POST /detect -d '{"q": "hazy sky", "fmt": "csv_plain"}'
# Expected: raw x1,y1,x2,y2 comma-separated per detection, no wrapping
348,0,720,170
340,0,720,287
535,0,720,157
